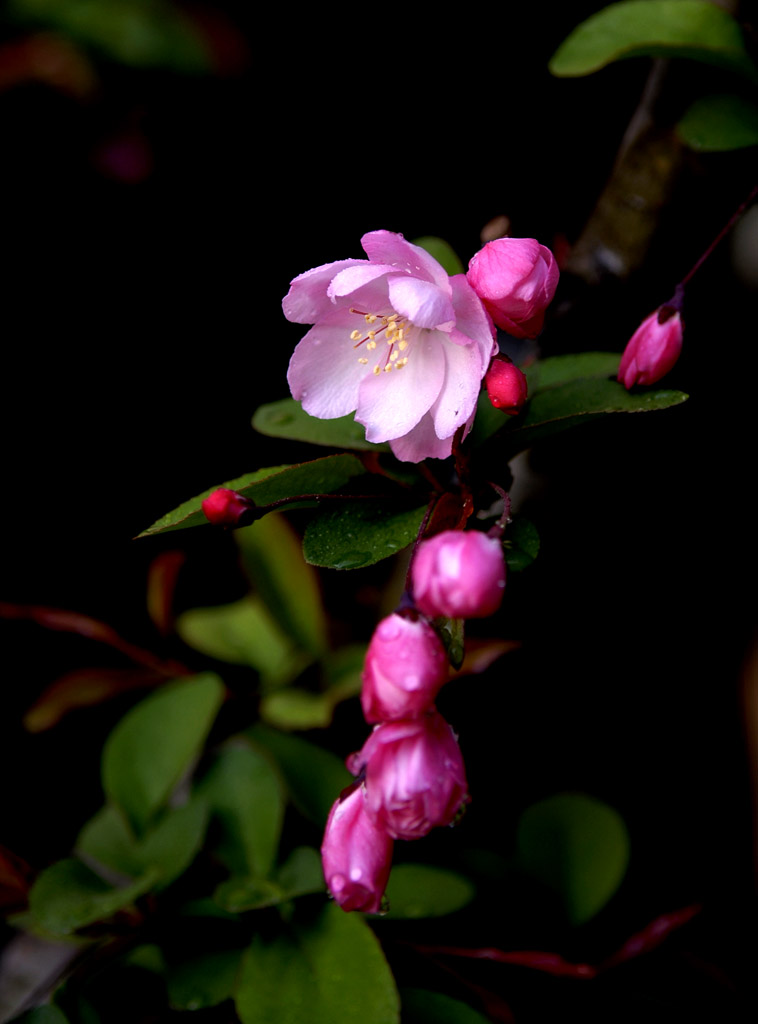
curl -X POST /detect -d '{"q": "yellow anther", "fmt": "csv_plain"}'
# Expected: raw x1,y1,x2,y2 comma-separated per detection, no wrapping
387,313,399,322
396,357,408,367
398,339,408,351
358,357,368,364
350,330,362,341
384,363,393,372
390,350,399,362
365,313,377,323
373,364,381,375
368,331,376,340
396,329,404,341
367,340,377,350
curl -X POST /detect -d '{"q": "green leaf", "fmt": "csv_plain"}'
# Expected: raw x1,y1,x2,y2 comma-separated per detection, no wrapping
138,454,366,538
259,645,364,731
235,904,399,1024
401,989,492,1024
505,518,540,572
167,949,243,1011
677,93,758,151
77,800,208,889
253,398,389,451
177,597,309,688
28,859,158,936
529,352,622,392
549,0,757,80
236,514,328,658
517,792,630,925
102,674,223,835
384,865,474,919
198,741,285,878
8,0,211,72
247,725,352,825
10,1009,72,1024
303,501,427,569
433,617,465,671
214,846,324,912
411,237,465,276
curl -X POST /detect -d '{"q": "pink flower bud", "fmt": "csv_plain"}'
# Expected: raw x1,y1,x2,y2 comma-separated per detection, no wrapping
361,613,449,724
201,488,254,526
321,785,393,913
466,238,559,339
484,355,528,415
412,530,506,619
348,712,469,841
617,307,683,389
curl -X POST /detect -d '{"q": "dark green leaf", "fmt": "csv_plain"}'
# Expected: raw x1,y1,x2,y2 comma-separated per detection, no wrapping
384,865,474,919
303,501,427,569
549,0,757,80
235,904,399,1024
138,454,366,538
247,725,351,825
411,237,465,276
198,741,285,878
214,846,324,912
401,989,492,1024
236,514,328,658
529,352,622,392
77,800,208,889
505,518,540,572
433,617,465,670
28,859,158,935
517,792,630,925
167,950,243,1011
677,93,758,151
102,674,223,835
10,1009,71,1024
8,0,211,72
253,398,389,451
260,645,364,731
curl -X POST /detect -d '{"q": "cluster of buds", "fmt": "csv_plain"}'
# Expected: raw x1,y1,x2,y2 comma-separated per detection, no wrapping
321,529,506,913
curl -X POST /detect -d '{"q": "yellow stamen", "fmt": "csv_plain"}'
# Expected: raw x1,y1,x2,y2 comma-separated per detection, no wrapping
373,364,381,375
358,357,368,364
350,330,362,341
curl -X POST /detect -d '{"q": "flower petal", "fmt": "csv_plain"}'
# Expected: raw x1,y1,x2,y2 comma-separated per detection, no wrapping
388,276,455,329
287,307,371,419
361,230,451,291
388,412,454,462
355,331,445,443
282,258,367,323
448,274,497,363
327,263,404,301
431,333,483,439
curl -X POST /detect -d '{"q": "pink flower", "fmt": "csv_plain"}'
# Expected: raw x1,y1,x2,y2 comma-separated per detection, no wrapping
484,354,529,416
412,530,506,619
617,307,683,389
284,230,497,463
321,785,393,913
348,712,469,841
466,238,559,339
361,613,449,724
201,488,254,526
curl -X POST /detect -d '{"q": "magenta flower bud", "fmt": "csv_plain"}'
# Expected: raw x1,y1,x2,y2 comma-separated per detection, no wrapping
321,785,393,913
348,712,469,841
466,238,559,339
361,613,449,724
412,529,506,619
201,487,254,526
617,307,683,389
484,355,528,416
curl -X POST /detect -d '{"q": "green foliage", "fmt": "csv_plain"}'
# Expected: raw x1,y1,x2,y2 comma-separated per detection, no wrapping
214,846,324,912
528,352,622,392
412,236,465,275
166,950,243,1011
517,792,630,925
10,1009,72,1024
8,0,211,72
303,500,428,569
235,904,400,1024
677,93,758,151
549,0,756,80
384,865,475,918
101,674,223,835
401,989,492,1024
504,518,540,573
253,398,389,450
138,455,366,537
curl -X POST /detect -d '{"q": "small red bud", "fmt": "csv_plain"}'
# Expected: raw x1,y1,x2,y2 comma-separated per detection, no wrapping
484,355,528,415
201,488,254,527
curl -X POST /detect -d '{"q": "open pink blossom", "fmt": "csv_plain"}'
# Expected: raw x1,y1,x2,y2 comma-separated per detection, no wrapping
361,612,449,724
466,238,559,339
284,231,497,463
321,785,393,913
348,712,469,841
618,307,683,389
412,530,506,619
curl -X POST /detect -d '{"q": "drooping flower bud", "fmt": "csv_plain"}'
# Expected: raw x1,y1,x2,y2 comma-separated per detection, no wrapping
201,488,254,527
484,354,528,415
361,613,449,724
321,785,393,913
466,237,559,339
348,712,469,841
617,306,683,389
412,529,506,619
